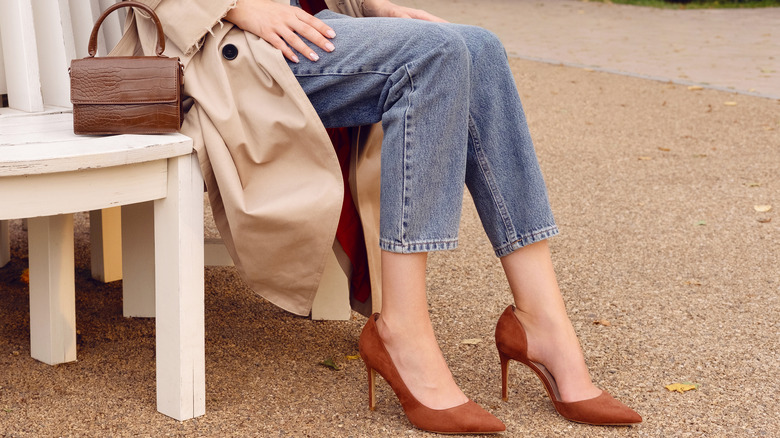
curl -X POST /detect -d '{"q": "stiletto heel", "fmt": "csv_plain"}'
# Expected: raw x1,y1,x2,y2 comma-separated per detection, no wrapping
367,367,376,411
498,350,510,402
359,314,506,434
495,305,642,426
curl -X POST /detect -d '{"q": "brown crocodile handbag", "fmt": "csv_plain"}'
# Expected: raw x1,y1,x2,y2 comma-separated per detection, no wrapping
70,1,183,135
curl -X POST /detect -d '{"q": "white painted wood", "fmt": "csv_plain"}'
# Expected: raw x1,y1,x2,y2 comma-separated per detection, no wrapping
121,201,155,318
0,34,6,95
0,105,68,117
0,220,9,267
0,0,44,112
28,214,77,365
201,231,352,320
2,0,351,419
89,208,123,282
66,0,122,58
98,0,124,53
1,2,209,419
68,0,102,59
30,0,73,108
204,237,234,267
0,161,167,220
154,153,205,421
0,114,192,176
200,234,352,320
311,242,352,321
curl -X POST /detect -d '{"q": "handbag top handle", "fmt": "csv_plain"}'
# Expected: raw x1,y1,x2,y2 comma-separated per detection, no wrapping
88,1,166,57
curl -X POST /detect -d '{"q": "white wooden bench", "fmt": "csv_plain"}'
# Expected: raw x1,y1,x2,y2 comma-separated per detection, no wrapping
0,0,353,421
0,0,204,421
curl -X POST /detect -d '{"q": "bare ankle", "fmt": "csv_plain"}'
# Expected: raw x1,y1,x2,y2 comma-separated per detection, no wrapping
377,313,434,342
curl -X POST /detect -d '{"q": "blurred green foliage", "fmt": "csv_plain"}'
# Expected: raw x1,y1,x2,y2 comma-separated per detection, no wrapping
597,0,780,7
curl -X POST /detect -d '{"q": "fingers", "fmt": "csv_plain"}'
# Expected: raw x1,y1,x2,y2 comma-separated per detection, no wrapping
404,8,448,23
271,12,336,63
292,11,337,58
361,0,447,22
297,10,337,41
279,28,321,63
224,0,335,63
264,32,303,63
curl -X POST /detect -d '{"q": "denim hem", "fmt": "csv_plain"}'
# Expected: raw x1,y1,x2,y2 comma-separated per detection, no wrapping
379,238,460,254
494,225,560,258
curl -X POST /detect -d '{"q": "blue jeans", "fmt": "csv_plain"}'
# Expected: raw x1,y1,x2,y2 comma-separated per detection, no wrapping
288,6,558,257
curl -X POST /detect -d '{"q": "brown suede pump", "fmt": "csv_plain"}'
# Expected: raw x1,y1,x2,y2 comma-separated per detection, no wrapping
359,314,506,434
495,305,642,426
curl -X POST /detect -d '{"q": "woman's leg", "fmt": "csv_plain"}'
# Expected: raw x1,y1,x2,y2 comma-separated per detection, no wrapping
291,9,597,409
291,12,472,255
378,251,469,409
446,25,601,402
288,11,477,410
500,241,601,402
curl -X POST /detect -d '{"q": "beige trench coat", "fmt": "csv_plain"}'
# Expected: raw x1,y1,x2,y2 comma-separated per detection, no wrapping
112,0,383,316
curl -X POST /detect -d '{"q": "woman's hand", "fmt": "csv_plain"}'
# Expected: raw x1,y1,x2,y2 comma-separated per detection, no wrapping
361,0,447,23
224,0,336,63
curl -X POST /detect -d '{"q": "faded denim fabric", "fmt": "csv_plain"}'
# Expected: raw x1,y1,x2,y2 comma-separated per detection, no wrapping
287,6,558,257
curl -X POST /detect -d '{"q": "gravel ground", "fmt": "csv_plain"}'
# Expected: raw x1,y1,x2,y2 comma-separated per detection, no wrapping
2,1,779,437
2,58,778,437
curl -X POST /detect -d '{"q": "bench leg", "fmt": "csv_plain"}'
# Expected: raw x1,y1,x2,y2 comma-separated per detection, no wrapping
1,220,9,267
154,153,205,421
121,202,155,318
204,237,234,267
89,208,123,282
311,242,352,321
28,214,77,365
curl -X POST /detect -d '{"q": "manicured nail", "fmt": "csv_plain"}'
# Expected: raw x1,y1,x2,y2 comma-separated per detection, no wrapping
291,54,300,63
310,52,319,61
325,42,335,52
326,29,336,38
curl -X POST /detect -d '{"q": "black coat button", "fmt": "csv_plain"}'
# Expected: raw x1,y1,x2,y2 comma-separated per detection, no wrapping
222,44,238,60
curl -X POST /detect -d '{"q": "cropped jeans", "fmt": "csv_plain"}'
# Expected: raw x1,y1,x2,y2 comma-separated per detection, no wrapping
288,4,558,257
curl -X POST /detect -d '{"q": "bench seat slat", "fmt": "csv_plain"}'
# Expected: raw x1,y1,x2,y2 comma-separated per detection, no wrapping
0,160,168,220
0,0,44,112
0,113,192,176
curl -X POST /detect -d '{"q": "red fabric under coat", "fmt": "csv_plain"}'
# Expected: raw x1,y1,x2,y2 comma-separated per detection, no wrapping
298,0,328,15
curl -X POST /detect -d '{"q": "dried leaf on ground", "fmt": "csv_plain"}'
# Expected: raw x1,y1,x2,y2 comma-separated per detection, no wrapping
757,218,772,224
724,101,738,106
687,85,703,91
593,319,611,326
638,156,652,161
346,354,360,361
658,147,671,152
685,280,702,286
319,358,342,371
665,382,700,393
754,205,772,213
20,268,29,284
461,338,482,345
